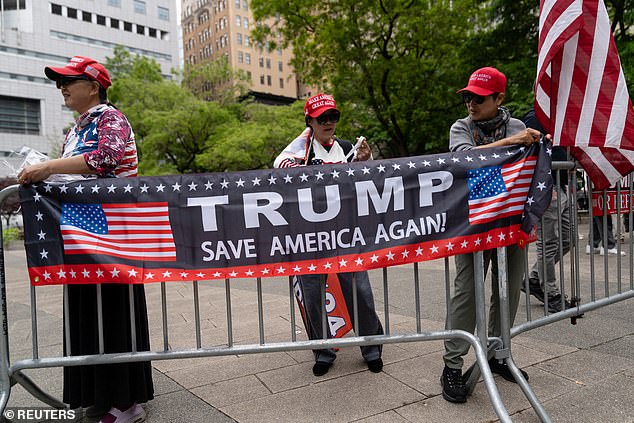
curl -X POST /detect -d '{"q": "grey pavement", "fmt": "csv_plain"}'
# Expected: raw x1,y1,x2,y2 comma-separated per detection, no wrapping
3,218,634,423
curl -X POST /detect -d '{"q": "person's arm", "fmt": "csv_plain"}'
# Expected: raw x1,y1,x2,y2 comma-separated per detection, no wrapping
18,154,93,184
273,128,311,168
475,127,541,149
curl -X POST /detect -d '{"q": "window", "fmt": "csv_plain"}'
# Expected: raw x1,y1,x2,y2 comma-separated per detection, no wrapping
245,53,251,64
158,6,169,21
266,58,270,69
2,0,26,10
237,51,243,63
244,18,249,29
149,27,157,38
82,11,92,22
160,31,169,41
267,75,271,86
97,15,106,25
136,24,145,35
236,33,242,45
259,57,264,68
67,7,77,19
278,61,283,72
0,96,40,135
124,21,133,32
236,16,241,26
244,35,249,46
51,4,62,15
246,70,252,80
235,0,240,8
133,0,146,14
243,0,248,10
108,0,121,6
279,78,284,88
260,75,264,85
110,18,120,29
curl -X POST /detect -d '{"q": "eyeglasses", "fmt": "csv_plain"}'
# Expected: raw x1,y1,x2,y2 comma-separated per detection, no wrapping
56,76,93,89
316,110,341,125
461,92,497,104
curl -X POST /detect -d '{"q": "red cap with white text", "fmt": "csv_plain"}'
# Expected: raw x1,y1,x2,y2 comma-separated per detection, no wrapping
457,67,506,96
304,93,339,117
45,56,112,89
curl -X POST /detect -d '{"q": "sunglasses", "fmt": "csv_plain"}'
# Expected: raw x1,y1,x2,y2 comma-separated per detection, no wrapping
316,110,341,125
461,92,497,104
56,76,93,89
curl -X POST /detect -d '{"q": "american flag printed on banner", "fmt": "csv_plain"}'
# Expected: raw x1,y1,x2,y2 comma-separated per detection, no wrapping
535,0,634,190
467,157,536,225
60,202,176,261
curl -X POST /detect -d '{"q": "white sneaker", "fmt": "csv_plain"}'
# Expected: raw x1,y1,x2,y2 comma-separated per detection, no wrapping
601,247,626,256
99,403,146,423
585,245,601,254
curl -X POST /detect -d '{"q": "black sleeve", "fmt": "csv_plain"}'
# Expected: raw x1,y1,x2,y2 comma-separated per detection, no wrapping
522,109,546,134
335,138,354,162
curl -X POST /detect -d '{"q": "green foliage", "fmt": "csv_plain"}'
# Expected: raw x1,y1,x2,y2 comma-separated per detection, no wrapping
183,57,251,105
3,227,21,247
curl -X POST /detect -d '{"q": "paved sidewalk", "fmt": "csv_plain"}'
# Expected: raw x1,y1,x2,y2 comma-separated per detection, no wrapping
3,230,634,423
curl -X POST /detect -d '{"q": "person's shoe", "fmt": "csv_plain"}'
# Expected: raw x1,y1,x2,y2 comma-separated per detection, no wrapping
488,358,528,383
586,245,601,254
86,404,110,418
99,403,146,423
601,247,626,256
440,366,467,403
521,278,545,303
312,361,332,376
546,294,572,313
367,358,383,373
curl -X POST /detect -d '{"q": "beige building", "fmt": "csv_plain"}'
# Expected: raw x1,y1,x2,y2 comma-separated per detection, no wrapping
182,0,311,103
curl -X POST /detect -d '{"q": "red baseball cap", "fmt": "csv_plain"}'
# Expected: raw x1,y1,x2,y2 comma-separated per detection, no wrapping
457,67,507,96
304,93,339,118
45,56,112,89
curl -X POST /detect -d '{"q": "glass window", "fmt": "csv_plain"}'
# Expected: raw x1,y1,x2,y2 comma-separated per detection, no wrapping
108,0,121,6
133,0,146,14
243,18,249,29
149,27,157,38
266,58,270,69
51,4,62,15
97,15,106,25
158,6,169,21
245,53,251,64
238,51,243,63
124,21,133,32
2,0,25,10
278,61,283,72
279,78,284,88
243,0,248,10
136,24,145,35
267,75,271,86
236,33,242,45
110,18,120,29
235,0,240,8
82,11,92,22
246,70,252,79
0,95,40,135
244,35,250,47
260,75,264,85
236,16,241,26
67,7,77,19
259,57,264,68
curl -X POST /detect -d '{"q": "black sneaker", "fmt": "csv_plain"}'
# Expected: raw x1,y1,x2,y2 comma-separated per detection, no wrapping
488,358,529,383
312,361,332,376
546,294,572,313
440,366,467,403
521,278,545,303
367,358,383,373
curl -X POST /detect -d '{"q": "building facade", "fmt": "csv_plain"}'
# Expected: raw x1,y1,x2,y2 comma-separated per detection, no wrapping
0,0,180,159
182,0,311,104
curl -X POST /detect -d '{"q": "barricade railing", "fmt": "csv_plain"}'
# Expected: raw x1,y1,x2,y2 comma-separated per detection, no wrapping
0,162,632,422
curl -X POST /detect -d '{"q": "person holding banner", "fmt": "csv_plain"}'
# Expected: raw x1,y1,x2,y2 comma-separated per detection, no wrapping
274,93,384,376
18,56,152,423
441,67,541,403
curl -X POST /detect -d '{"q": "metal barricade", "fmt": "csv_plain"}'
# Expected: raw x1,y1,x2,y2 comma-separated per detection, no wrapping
0,161,633,422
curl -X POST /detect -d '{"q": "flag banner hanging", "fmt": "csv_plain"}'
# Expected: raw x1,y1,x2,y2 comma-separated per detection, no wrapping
20,141,552,286
535,0,634,190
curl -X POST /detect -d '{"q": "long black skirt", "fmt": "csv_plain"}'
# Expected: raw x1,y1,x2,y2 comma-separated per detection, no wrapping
63,284,154,409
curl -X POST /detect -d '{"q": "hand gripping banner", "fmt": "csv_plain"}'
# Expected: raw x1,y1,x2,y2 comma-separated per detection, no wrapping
20,141,553,286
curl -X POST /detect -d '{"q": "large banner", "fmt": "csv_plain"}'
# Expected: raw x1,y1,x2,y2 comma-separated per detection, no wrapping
20,142,552,285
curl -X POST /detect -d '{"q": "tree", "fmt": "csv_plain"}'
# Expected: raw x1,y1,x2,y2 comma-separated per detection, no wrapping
0,178,20,228
251,0,486,158
183,57,251,105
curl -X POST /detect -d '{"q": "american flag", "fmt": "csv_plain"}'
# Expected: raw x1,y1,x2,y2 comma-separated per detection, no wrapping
535,0,634,190
467,157,536,225
60,202,176,261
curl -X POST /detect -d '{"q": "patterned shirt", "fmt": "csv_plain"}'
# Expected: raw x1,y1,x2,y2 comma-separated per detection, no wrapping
61,104,138,178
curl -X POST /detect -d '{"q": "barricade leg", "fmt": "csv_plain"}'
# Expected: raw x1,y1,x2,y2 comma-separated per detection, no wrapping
0,237,11,415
